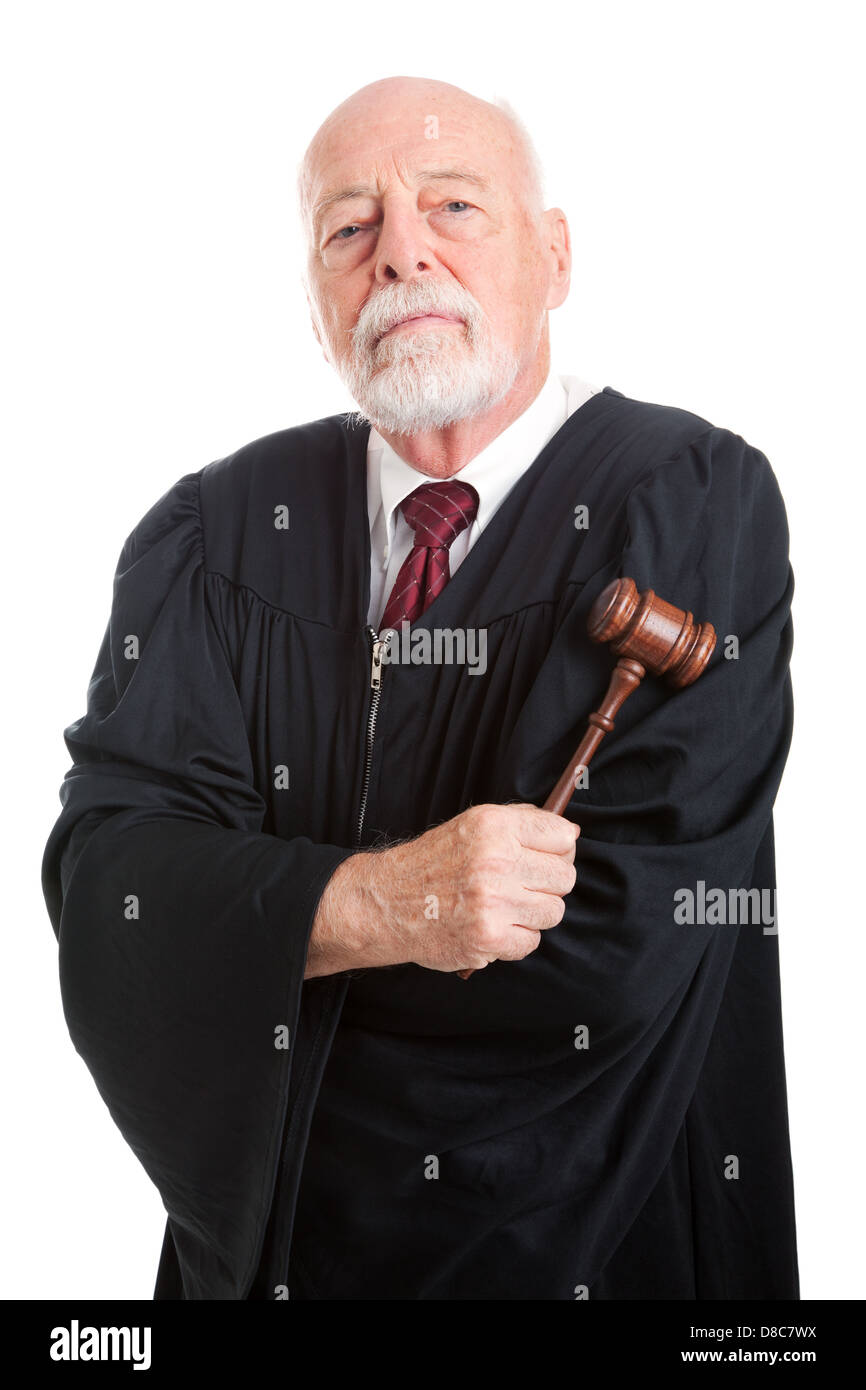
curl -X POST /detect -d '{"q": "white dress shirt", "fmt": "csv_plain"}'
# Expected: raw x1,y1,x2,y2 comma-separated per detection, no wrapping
366,371,601,630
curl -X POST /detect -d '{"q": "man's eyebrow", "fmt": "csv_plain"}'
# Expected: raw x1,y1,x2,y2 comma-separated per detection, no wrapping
312,167,492,234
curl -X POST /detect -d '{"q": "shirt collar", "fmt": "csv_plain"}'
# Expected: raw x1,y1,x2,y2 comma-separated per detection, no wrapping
368,369,569,539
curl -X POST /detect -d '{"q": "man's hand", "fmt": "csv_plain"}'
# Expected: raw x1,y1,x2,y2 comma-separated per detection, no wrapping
305,803,580,978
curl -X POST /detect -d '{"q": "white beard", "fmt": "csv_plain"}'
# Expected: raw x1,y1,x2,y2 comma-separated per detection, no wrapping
339,320,523,437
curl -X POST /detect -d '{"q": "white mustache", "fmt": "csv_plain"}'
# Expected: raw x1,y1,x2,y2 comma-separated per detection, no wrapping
353,288,479,353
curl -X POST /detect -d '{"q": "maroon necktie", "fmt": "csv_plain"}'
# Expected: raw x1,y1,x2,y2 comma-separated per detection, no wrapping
380,479,480,629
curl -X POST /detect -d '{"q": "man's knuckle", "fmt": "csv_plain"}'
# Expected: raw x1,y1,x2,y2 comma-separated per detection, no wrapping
469,804,498,835
465,873,495,913
559,863,577,894
477,851,512,882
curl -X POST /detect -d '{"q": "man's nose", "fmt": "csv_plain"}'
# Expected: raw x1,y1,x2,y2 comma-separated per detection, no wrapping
373,204,435,285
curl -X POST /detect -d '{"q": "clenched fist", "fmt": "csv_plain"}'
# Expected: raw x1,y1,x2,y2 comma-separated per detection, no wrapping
305,803,580,979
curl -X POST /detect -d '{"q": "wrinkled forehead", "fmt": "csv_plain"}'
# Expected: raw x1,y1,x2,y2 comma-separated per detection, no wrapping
303,100,516,231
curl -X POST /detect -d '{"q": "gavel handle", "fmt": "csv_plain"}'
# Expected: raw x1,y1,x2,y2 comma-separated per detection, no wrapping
456,657,646,980
542,656,645,813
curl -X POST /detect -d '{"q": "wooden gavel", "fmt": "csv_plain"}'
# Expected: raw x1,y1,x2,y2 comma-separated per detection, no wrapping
456,577,716,979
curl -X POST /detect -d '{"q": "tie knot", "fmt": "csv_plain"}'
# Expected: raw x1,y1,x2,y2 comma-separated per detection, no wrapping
400,479,479,551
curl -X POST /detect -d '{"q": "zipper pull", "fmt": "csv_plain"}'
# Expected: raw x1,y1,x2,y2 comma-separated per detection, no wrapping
368,626,385,691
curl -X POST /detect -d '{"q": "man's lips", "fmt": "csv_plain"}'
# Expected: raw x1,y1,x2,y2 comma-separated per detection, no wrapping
381,313,464,338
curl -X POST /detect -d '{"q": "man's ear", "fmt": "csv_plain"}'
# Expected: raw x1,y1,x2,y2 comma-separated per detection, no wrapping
542,207,571,311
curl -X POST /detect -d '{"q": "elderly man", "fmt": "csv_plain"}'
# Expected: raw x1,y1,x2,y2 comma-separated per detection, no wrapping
42,76,797,1301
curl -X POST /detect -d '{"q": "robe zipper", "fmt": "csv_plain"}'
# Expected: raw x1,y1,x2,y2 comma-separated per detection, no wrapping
355,624,385,849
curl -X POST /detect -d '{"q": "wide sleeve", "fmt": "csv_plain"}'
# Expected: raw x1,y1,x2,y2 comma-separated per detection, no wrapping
40,471,355,1299
569,426,794,956
573,425,794,881
547,426,795,1283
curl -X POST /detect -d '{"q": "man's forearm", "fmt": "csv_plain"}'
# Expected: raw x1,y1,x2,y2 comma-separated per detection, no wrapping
305,849,403,979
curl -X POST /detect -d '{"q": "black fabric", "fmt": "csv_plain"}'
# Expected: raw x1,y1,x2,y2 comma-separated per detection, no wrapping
41,385,797,1300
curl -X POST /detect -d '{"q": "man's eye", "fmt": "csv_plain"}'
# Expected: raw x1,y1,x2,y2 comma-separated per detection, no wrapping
329,202,473,246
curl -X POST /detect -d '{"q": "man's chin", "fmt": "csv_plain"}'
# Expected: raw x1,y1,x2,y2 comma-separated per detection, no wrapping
340,344,517,435
347,355,464,406
367,336,466,375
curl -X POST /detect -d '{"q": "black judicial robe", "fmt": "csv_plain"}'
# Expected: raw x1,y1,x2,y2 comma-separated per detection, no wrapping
40,385,798,1300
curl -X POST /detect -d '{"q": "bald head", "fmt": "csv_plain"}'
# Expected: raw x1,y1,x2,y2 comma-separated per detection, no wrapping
296,77,546,250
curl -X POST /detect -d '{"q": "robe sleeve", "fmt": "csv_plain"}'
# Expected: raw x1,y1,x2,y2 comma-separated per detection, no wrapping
40,471,356,1299
554,426,795,1278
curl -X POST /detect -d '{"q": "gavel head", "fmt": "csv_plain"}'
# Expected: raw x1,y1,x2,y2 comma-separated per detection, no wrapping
587,577,716,688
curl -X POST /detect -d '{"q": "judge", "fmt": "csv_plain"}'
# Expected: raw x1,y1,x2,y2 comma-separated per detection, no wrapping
41,75,798,1301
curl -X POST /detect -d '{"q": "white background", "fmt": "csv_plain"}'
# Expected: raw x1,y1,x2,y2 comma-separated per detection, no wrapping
3,0,863,1299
